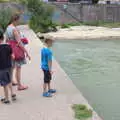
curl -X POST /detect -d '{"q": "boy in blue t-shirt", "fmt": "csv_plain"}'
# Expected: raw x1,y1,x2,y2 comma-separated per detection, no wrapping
41,38,56,97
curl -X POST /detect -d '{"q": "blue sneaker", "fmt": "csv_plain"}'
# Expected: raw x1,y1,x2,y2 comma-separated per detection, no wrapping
43,92,52,97
48,89,56,93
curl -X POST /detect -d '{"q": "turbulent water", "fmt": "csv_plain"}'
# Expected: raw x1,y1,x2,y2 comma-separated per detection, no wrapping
52,40,120,120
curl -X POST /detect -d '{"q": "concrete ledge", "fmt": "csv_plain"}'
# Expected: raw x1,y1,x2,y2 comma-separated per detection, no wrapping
0,25,102,120
38,26,120,41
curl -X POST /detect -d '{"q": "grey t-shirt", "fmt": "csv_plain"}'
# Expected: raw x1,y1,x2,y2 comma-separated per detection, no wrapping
5,25,16,41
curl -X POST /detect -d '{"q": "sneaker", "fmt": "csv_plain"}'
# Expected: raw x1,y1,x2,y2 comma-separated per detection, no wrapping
11,94,17,101
3,100,10,104
43,92,52,97
1,98,5,102
1,99,10,104
12,83,18,86
48,89,56,94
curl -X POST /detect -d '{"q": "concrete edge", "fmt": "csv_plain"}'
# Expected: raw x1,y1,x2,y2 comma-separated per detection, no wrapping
21,25,103,120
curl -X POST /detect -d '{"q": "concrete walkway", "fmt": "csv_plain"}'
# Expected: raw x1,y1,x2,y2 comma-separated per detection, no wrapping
0,26,102,120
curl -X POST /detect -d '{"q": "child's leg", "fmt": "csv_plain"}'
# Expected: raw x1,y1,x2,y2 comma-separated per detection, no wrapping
8,82,15,95
43,70,49,93
48,81,56,93
48,81,51,90
43,83,48,93
3,85,9,101
43,83,52,97
8,83,16,101
1,85,11,104
47,75,56,93
42,70,52,97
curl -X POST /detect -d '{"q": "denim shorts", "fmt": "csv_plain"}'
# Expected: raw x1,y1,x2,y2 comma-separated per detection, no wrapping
0,68,12,86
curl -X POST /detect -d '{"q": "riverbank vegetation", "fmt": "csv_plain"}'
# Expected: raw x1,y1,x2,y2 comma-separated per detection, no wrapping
0,8,13,31
17,0,55,33
0,0,119,33
72,104,92,120
0,0,9,2
0,0,55,33
61,21,120,28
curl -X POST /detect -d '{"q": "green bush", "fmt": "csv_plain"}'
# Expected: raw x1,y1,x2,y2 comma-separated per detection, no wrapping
19,0,55,33
72,104,92,120
0,0,9,2
82,21,99,26
29,15,53,33
59,21,120,28
68,22,82,26
0,8,12,31
61,22,82,28
61,24,70,28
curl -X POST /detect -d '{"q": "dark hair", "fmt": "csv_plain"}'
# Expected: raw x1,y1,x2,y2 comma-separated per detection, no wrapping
45,38,53,43
8,14,20,25
0,29,4,40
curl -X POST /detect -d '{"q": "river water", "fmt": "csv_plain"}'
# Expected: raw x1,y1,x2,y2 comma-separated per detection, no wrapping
52,40,120,120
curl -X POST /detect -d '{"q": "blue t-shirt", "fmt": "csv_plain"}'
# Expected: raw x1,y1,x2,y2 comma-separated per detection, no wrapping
41,47,52,70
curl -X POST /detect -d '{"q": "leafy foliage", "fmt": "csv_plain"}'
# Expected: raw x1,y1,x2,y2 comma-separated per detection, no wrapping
19,0,55,33
0,0,9,2
72,104,92,120
0,8,12,31
61,23,70,28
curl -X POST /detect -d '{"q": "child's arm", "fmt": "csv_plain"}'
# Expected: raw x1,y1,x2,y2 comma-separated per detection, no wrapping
48,50,52,72
48,60,52,72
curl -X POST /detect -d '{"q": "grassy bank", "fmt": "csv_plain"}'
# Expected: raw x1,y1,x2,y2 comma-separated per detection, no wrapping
61,21,120,28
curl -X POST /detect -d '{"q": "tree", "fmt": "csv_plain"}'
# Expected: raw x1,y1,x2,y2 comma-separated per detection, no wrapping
0,8,13,31
18,0,55,33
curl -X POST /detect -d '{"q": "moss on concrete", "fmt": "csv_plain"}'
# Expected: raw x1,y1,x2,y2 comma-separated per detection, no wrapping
72,104,92,120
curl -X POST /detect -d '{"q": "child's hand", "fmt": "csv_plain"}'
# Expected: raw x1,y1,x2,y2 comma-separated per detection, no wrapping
51,71,53,74
50,71,54,74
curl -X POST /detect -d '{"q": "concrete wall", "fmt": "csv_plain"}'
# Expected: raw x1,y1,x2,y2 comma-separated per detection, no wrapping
52,3,120,23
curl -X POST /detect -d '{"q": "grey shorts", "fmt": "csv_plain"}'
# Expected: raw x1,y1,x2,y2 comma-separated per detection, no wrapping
12,59,26,67
0,68,12,86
